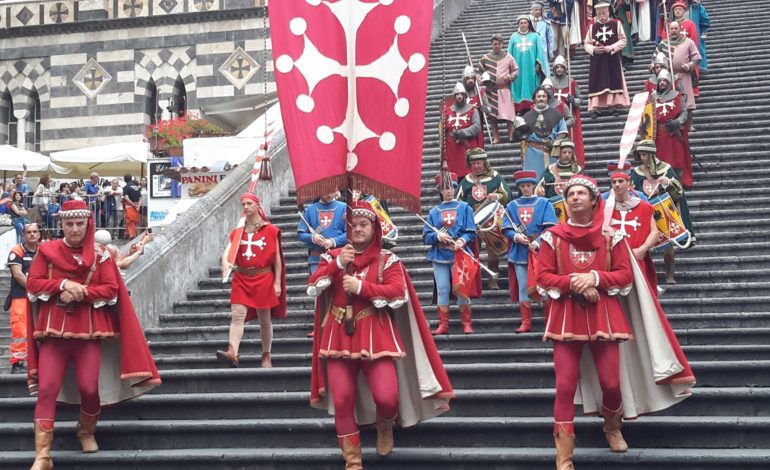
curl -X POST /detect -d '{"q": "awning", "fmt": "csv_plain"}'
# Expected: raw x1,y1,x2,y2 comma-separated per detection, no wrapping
0,145,71,176
50,142,150,177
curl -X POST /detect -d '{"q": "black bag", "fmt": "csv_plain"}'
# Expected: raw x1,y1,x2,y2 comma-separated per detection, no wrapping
3,292,12,312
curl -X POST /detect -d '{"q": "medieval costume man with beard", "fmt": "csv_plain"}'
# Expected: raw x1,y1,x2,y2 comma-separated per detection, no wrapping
517,86,568,178
651,69,693,188
550,55,585,165
478,34,519,144
656,20,701,112
442,82,483,178
584,2,630,117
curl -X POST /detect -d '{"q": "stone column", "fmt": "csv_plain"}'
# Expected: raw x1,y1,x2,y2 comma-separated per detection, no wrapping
13,109,29,149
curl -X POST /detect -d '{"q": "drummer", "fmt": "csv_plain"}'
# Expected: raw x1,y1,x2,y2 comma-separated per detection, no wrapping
535,139,583,199
630,140,695,284
456,148,514,290
424,171,479,335
502,170,557,333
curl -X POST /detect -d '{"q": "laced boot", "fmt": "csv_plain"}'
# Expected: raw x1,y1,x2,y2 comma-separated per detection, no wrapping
515,301,532,333
261,352,273,368
215,344,239,368
664,249,677,284
553,422,575,470
602,405,628,453
374,415,396,456
30,420,54,470
459,304,474,334
338,432,363,470
76,409,99,453
431,306,450,335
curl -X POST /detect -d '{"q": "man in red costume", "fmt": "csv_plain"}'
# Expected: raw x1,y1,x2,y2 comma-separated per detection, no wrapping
442,82,483,178
308,199,454,469
537,175,695,469
26,199,161,470
217,193,286,369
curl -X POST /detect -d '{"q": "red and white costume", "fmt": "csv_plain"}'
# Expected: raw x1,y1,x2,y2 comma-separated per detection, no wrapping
610,198,658,294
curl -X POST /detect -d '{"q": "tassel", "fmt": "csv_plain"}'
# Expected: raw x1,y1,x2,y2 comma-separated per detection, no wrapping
258,157,272,181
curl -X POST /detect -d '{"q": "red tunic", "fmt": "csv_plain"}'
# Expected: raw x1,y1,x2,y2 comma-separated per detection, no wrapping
443,106,484,179
229,224,281,312
611,201,659,294
554,80,585,166
308,249,407,360
654,92,692,187
537,230,633,342
27,241,120,339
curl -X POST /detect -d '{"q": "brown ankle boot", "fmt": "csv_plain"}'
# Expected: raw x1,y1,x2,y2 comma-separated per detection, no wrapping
76,410,99,453
664,249,676,284
338,432,363,470
261,352,273,368
375,415,396,456
459,304,474,334
515,301,532,333
553,422,575,470
215,344,239,367
603,405,628,452
432,306,450,335
30,420,54,470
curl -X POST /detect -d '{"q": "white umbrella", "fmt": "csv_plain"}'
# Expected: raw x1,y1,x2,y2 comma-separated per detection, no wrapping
0,145,71,175
50,142,150,177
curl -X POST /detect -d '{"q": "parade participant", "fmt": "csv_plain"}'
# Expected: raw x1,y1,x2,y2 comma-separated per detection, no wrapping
509,15,548,111
584,2,630,117
656,21,701,111
478,34,519,144
217,193,286,369
298,191,347,274
631,140,694,284
308,199,454,469
550,55,585,165
535,140,583,199
503,170,557,333
614,0,635,67
530,1,555,70
26,199,160,470
424,172,478,335
517,87,568,177
456,148,514,290
642,52,682,94
541,78,574,128
607,170,660,293
547,0,573,59
651,69,693,188
6,223,39,374
602,161,648,201
442,82,483,178
461,65,485,111
685,0,710,71
537,175,695,468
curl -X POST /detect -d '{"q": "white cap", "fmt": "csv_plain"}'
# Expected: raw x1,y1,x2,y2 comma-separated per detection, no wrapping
94,229,112,245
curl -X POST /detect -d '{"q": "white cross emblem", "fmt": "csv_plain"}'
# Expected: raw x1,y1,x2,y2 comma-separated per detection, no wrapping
320,215,331,226
669,221,683,235
597,25,614,43
611,211,640,237
516,37,533,52
355,271,367,280
456,259,470,285
443,213,455,225
520,209,532,223
554,89,569,102
448,113,469,129
656,101,676,116
240,233,267,260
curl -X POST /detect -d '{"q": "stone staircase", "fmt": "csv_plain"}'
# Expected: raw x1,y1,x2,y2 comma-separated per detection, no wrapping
2,0,770,468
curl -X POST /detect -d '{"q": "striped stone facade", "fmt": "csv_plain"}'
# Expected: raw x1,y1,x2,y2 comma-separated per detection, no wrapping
0,0,273,153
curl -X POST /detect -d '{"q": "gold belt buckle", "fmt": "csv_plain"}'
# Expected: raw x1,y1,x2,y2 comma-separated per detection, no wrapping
332,306,345,324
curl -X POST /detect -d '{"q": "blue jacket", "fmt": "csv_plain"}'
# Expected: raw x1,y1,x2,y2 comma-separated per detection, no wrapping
423,201,477,263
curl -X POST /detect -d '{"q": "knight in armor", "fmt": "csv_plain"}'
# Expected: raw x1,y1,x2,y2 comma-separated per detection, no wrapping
508,15,548,111
298,191,347,275
503,170,557,333
530,2,555,71
461,65,486,111
541,78,574,128
516,87,568,177
550,55,585,165
651,69,694,188
442,82,483,178
631,140,694,284
424,172,478,335
535,139,583,199
308,199,454,469
478,34,519,144
584,1,630,117
656,20,701,112
456,148,514,290
642,52,682,94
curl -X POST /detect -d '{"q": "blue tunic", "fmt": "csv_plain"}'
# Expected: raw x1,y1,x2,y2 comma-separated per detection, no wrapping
523,118,567,177
423,201,477,263
298,200,347,263
502,196,557,264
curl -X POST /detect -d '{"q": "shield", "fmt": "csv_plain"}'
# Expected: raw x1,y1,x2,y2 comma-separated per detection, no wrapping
517,206,534,226
441,209,458,228
318,211,335,229
569,244,596,270
471,184,488,202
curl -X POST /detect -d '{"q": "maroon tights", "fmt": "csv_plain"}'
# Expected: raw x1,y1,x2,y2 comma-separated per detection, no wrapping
327,357,399,435
34,338,101,422
553,341,621,422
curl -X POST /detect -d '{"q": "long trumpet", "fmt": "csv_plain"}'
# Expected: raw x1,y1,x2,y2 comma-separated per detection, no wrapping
415,213,498,278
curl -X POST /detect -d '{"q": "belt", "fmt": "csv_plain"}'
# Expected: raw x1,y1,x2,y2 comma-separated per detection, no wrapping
309,250,325,257
236,266,272,276
326,305,376,326
527,141,549,152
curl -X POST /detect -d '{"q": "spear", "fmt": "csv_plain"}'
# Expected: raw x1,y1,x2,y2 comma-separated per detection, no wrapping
461,32,494,144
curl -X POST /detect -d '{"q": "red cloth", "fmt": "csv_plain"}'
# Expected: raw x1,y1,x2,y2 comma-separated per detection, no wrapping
269,1,432,212
452,249,480,300
554,80,584,166
654,93,692,187
610,201,659,293
443,106,484,179
229,224,287,320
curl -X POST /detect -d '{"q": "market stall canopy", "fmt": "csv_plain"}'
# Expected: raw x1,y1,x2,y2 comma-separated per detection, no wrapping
49,142,150,177
0,145,72,176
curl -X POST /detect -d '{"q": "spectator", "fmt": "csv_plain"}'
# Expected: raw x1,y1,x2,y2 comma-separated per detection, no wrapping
84,172,102,228
103,178,124,237
32,174,53,230
13,165,29,207
10,191,29,243
122,174,142,239
140,177,148,228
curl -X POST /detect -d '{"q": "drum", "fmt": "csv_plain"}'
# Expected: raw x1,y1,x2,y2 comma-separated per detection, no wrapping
650,193,691,251
473,201,508,256
550,195,567,224
363,195,398,242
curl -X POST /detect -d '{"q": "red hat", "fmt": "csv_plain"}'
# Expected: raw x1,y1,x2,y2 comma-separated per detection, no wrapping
350,200,378,222
610,172,630,181
672,0,687,10
240,192,269,221
58,199,96,268
513,170,538,185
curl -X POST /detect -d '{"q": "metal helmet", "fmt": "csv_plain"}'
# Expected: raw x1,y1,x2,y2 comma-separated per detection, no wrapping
657,69,673,85
452,82,467,95
552,55,567,70
462,65,475,79
652,52,667,67
541,78,554,89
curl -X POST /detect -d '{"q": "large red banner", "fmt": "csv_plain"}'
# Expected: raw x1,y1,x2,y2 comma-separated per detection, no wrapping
269,0,432,212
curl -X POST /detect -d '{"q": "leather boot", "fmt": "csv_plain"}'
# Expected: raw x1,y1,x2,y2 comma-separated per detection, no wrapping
432,306,450,335
664,248,676,284
261,352,273,368
215,344,239,368
30,420,54,470
516,301,532,333
459,304,474,334
76,410,99,453
487,260,500,290
374,415,396,456
602,405,628,453
553,422,575,470
338,432,363,470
